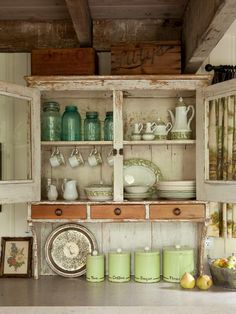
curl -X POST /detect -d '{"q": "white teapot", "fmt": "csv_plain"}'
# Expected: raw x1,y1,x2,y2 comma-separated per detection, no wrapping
154,118,172,139
168,97,195,132
62,180,78,201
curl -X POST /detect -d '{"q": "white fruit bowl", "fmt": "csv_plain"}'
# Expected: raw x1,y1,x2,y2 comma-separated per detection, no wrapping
124,185,150,194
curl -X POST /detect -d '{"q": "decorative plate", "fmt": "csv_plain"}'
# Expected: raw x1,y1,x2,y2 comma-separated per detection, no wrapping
123,158,162,187
45,224,97,278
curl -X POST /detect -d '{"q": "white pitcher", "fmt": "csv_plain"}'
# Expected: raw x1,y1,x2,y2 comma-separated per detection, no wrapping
47,184,58,201
62,180,78,201
168,97,195,132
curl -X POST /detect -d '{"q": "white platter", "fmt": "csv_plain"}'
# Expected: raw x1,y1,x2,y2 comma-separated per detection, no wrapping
123,158,162,188
157,180,195,186
124,192,150,200
158,190,196,199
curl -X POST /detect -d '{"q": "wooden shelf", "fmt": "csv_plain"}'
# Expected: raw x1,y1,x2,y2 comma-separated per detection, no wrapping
41,141,113,146
41,140,195,147
123,140,196,145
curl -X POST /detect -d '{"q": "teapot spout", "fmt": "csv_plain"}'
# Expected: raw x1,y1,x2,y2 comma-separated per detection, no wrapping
168,109,175,124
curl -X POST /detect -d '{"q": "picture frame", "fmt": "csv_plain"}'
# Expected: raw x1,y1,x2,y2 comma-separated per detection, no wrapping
0,237,33,278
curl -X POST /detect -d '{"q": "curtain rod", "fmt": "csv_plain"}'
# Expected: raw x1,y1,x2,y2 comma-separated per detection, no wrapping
205,64,236,72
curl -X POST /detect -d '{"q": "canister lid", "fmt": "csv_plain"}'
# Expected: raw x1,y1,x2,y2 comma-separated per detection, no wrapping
135,246,160,256
109,248,130,256
163,245,193,254
87,250,104,260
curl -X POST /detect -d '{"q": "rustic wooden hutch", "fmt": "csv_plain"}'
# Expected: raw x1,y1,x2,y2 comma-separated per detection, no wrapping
1,75,236,279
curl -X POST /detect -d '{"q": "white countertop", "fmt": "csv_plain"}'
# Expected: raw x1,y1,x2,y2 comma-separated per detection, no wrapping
0,276,235,314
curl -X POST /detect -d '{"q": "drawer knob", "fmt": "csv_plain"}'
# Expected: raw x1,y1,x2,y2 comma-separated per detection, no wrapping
55,208,63,216
114,207,121,216
173,207,181,216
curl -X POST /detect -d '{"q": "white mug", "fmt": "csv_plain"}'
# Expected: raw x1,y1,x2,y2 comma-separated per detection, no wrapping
133,123,143,134
68,148,84,168
144,122,157,134
88,148,102,167
49,148,65,168
107,149,114,167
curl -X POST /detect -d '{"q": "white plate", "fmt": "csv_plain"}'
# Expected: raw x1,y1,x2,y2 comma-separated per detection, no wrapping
124,192,150,200
157,180,195,186
158,191,196,199
157,186,196,191
124,158,162,188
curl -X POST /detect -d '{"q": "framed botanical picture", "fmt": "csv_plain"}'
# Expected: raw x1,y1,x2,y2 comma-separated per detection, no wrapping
0,237,33,278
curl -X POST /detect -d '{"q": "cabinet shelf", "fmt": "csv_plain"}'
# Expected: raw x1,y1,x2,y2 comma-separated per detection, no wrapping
41,141,113,147
123,140,196,145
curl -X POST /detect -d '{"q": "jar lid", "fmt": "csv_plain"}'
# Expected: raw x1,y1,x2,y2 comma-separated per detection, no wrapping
135,246,160,255
86,111,98,117
87,250,104,259
43,101,60,111
65,105,78,111
106,111,113,116
163,245,193,254
109,248,130,255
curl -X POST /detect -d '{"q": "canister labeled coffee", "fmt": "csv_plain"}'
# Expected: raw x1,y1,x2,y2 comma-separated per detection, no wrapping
86,250,105,282
134,247,160,283
108,248,130,282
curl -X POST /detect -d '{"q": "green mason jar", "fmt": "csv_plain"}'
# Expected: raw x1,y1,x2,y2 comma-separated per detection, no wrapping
41,101,61,141
84,111,101,141
61,105,81,141
104,111,113,141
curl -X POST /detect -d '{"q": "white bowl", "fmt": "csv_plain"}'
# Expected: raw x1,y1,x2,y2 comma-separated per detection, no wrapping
124,185,150,194
142,133,155,141
84,184,113,201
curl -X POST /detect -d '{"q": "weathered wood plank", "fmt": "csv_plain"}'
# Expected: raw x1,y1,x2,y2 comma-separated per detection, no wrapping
65,0,92,47
93,19,181,51
0,20,79,52
183,0,236,73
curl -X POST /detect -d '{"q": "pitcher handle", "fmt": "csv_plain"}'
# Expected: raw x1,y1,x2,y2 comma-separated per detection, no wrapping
151,122,157,132
187,105,195,130
138,123,143,133
166,122,172,134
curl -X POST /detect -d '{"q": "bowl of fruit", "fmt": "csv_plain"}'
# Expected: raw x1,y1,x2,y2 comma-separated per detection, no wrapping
209,254,236,289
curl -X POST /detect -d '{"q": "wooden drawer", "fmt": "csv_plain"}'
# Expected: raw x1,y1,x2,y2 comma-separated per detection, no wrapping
31,204,87,219
91,205,146,219
150,204,205,220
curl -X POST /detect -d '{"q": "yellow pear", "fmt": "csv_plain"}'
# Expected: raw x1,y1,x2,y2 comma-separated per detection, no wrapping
196,274,213,290
180,272,195,289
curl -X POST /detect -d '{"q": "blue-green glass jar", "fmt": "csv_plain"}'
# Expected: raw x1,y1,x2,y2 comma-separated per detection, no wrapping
41,101,61,141
104,111,113,141
84,112,101,141
61,105,81,141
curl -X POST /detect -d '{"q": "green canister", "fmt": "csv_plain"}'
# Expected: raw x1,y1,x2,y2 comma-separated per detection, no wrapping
163,245,195,283
108,248,130,282
134,247,160,283
86,250,105,282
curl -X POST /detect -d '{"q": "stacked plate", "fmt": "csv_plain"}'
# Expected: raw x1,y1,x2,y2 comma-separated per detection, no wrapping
124,185,151,200
156,180,196,199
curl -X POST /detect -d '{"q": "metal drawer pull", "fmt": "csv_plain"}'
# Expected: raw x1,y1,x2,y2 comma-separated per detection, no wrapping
114,208,121,216
55,208,63,216
173,208,181,216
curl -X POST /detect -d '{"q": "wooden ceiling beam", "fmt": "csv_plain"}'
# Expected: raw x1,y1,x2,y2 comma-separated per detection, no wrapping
182,0,236,73
0,20,79,52
65,0,92,47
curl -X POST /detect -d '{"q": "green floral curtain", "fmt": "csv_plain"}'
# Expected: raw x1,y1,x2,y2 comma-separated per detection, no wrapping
208,95,236,238
208,202,236,238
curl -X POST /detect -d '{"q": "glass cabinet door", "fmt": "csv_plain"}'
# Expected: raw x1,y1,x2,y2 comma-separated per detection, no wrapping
196,78,236,202
0,81,40,204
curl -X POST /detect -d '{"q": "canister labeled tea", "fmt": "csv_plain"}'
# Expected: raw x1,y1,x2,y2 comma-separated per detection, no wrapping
86,250,105,282
108,248,130,282
134,247,160,283
163,245,194,283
